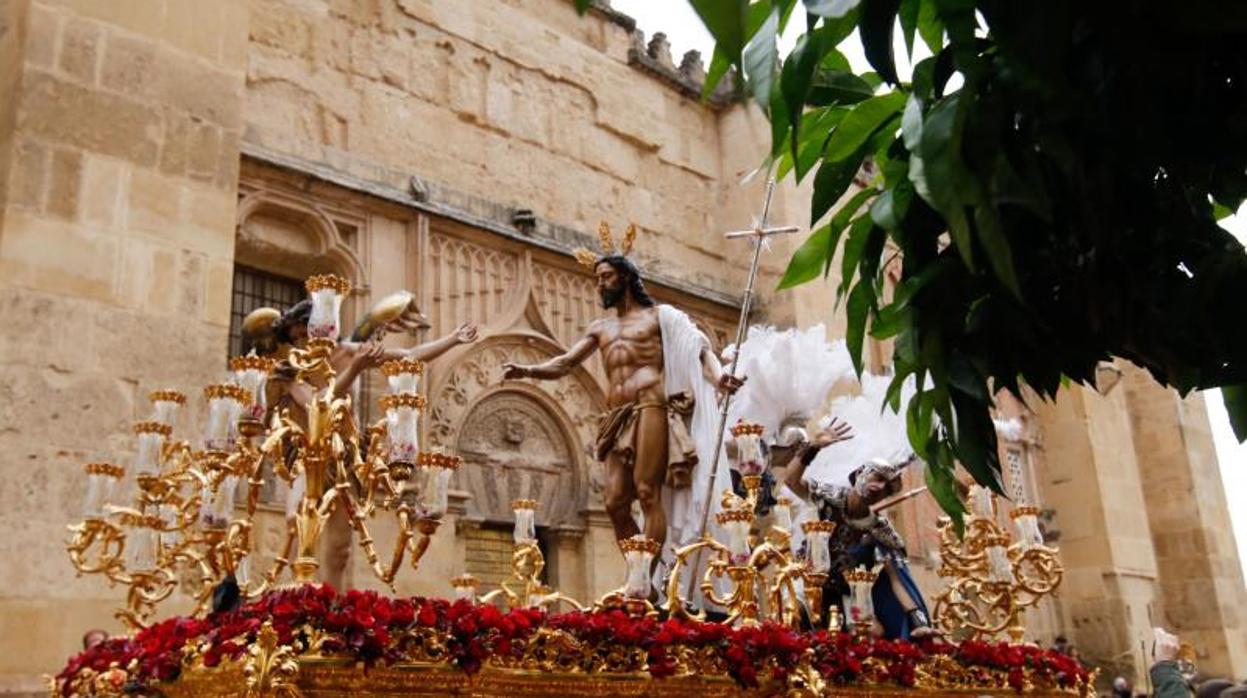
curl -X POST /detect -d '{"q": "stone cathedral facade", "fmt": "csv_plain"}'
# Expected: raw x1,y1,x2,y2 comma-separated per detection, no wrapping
0,0,1243,694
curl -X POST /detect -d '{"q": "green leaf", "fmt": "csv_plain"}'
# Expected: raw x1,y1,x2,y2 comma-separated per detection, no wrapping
913,93,977,270
1213,202,1235,221
1224,384,1247,442
572,0,593,14
838,214,875,297
804,0,860,18
743,4,782,108
860,0,901,86
846,280,875,375
824,91,906,162
810,153,866,225
917,0,943,54
778,224,833,289
769,78,791,157
689,0,751,60
808,70,876,106
869,180,913,230
884,367,912,412
901,94,923,151
702,45,733,100
899,0,919,57
924,451,967,529
973,205,1021,296
823,187,877,274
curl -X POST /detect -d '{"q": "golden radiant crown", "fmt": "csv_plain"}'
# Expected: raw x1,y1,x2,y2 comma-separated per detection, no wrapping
573,221,638,269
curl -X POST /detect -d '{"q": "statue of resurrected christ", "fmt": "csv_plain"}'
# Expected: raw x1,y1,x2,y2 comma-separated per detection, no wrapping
501,223,743,560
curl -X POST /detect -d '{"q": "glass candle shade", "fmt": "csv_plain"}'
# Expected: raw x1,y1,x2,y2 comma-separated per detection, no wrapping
1010,506,1045,551
451,574,480,603
380,393,424,466
801,520,836,574
729,421,766,475
148,390,186,426
987,541,1016,584
716,508,753,565
158,501,182,548
619,535,661,598
511,498,538,544
229,355,274,425
381,359,424,395
200,474,239,529
304,274,351,341
416,452,460,519
82,463,125,519
121,513,163,572
132,422,172,477
970,485,995,519
772,497,793,532
203,384,250,452
844,567,878,626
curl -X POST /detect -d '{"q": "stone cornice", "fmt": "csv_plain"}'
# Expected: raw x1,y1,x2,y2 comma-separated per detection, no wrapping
240,143,744,311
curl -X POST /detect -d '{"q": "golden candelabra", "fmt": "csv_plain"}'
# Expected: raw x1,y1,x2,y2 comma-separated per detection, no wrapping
468,499,584,612
661,421,832,628
67,273,463,627
931,485,1063,642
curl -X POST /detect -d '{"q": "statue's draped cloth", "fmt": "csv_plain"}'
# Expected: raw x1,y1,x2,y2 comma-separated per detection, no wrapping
651,305,733,599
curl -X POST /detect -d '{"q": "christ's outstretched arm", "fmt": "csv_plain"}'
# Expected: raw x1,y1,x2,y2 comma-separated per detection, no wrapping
502,330,600,381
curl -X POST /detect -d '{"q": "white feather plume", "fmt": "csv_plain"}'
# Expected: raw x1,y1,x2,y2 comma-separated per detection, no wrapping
807,372,919,487
725,324,854,440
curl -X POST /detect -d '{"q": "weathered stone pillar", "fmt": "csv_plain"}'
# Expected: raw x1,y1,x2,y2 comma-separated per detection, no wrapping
545,524,588,604
0,0,249,691
1123,367,1247,679
579,504,627,601
1032,383,1162,685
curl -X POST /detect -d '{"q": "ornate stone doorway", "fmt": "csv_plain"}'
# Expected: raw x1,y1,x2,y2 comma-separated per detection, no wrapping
455,386,581,527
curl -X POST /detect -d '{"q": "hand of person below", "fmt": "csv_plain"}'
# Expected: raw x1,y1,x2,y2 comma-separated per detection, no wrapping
353,341,388,371
454,322,479,344
716,372,745,395
1153,627,1181,662
501,362,528,380
813,417,854,447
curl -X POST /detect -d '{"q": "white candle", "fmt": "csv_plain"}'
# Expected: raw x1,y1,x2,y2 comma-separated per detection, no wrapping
971,485,995,518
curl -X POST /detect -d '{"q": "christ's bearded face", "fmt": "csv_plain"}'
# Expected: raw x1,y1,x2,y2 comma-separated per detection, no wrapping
595,262,626,308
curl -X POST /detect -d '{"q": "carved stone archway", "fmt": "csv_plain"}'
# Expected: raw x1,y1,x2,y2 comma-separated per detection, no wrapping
425,334,608,526
454,385,581,526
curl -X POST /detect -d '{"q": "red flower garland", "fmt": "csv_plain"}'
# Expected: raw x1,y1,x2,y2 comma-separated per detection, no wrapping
55,587,1090,697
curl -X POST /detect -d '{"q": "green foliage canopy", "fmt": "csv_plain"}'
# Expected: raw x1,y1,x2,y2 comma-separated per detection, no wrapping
576,1,1247,522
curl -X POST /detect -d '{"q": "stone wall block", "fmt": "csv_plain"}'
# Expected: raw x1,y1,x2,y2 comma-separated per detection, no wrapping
99,32,157,97
161,0,222,62
79,154,128,228
127,165,182,237
19,71,161,167
57,16,101,84
249,1,310,57
24,2,63,70
50,0,167,41
185,120,220,183
9,137,50,210
158,106,190,177
0,210,118,301
45,146,83,219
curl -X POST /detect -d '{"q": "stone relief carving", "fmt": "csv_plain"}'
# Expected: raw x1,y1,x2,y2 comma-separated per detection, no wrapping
425,232,520,336
456,391,579,525
427,339,607,522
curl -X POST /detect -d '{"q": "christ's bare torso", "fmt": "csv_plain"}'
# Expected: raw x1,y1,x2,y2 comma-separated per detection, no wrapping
591,306,664,406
